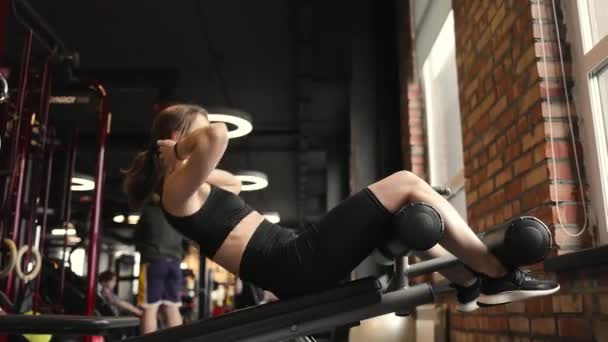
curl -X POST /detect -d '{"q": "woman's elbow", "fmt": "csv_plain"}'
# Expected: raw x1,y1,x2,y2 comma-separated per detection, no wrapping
231,180,242,195
209,123,229,145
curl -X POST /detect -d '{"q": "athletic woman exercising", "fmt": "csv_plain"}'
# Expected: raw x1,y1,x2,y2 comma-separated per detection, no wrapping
123,104,559,313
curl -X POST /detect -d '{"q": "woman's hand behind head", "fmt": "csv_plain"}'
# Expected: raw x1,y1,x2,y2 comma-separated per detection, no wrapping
157,139,179,169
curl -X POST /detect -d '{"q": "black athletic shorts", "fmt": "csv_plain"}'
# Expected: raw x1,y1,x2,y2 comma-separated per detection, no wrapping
239,188,393,299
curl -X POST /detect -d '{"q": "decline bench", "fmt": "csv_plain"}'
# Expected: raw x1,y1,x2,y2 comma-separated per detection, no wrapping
0,210,551,341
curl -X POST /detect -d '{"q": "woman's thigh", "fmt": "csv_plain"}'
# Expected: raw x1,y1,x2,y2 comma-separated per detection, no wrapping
280,188,394,296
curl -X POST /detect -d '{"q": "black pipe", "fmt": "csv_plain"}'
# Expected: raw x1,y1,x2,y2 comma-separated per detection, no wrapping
11,0,67,53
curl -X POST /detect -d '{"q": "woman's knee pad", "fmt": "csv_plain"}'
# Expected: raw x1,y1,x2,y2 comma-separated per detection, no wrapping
373,203,445,265
393,202,444,251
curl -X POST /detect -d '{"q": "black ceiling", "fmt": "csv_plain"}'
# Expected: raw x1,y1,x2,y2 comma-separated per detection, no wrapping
7,0,355,232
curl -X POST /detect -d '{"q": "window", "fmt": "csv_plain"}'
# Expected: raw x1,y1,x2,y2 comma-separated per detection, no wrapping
421,11,467,218
562,0,608,243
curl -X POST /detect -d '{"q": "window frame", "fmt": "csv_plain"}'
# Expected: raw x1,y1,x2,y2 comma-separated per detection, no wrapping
420,10,467,217
562,0,608,244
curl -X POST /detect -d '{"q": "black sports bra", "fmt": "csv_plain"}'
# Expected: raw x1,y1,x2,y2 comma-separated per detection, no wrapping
162,184,254,258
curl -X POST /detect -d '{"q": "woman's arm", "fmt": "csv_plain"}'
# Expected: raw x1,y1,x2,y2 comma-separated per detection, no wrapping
206,169,242,194
158,123,229,205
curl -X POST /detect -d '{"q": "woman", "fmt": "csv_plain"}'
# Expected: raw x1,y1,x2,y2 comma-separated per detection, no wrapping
123,104,559,313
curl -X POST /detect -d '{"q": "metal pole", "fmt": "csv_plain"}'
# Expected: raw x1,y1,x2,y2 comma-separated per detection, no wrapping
3,30,32,299
21,59,51,288
85,83,110,317
32,142,53,311
58,130,77,309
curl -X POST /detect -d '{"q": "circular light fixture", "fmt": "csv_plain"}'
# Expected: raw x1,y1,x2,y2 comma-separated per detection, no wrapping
207,108,253,139
51,228,76,236
236,170,269,191
113,215,125,224
71,174,95,191
127,215,140,225
113,214,140,225
263,212,281,224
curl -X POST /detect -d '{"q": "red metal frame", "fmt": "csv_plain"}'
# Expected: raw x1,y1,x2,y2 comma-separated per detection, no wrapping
21,59,51,284
85,83,110,317
32,139,53,311
4,31,33,299
0,0,8,63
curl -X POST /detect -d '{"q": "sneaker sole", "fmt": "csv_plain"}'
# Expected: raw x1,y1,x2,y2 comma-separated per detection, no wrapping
477,285,561,305
456,300,479,313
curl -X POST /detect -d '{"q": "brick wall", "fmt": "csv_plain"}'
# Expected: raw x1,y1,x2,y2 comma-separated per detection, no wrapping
445,0,606,340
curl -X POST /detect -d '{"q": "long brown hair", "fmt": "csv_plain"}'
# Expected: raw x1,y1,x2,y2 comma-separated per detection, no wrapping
122,104,208,209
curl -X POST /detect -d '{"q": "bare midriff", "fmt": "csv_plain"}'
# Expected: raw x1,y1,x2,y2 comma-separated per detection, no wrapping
212,211,265,275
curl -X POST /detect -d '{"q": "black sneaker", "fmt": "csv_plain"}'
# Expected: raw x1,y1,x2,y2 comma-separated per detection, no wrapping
450,278,481,312
478,269,560,306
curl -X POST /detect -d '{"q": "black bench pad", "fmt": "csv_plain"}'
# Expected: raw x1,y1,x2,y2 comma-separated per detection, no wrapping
126,277,381,342
0,315,140,334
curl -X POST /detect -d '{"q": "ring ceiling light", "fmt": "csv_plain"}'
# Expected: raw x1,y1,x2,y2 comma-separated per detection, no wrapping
236,170,268,191
207,108,252,139
263,212,281,224
71,174,95,192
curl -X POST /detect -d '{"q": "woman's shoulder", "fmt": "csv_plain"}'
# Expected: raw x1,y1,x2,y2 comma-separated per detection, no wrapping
161,181,212,217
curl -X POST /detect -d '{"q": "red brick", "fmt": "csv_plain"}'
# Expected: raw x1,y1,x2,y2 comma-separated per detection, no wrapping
593,319,608,341
526,295,554,314
544,121,571,139
558,318,593,339
494,39,511,63
496,168,513,188
548,161,576,180
487,158,503,176
498,11,518,36
596,294,608,314
537,61,571,79
523,165,548,189
552,294,584,313
514,153,534,176
533,23,558,40
503,143,520,163
535,41,560,57
506,301,526,313
488,316,508,331
522,123,545,151
540,80,565,99
506,178,522,200
554,225,592,249
465,77,480,98
531,3,552,19
549,183,580,202
541,101,574,119
480,179,495,198
531,318,556,335
516,45,537,75
520,85,542,113
490,96,508,120
490,3,506,32
509,317,530,334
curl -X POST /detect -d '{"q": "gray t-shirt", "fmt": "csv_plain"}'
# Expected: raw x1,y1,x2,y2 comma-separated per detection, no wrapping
134,203,186,262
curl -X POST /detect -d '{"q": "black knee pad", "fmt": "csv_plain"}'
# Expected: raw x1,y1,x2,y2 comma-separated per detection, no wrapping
483,216,552,268
393,202,445,251
373,202,445,265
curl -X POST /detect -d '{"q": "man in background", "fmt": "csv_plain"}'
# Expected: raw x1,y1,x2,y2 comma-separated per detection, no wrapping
135,195,186,334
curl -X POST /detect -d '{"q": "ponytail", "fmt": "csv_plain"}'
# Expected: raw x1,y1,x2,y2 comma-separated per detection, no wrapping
122,149,162,210
124,103,207,209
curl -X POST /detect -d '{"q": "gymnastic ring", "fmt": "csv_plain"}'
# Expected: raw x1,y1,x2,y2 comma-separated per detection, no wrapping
0,73,8,103
15,246,42,283
0,239,17,278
